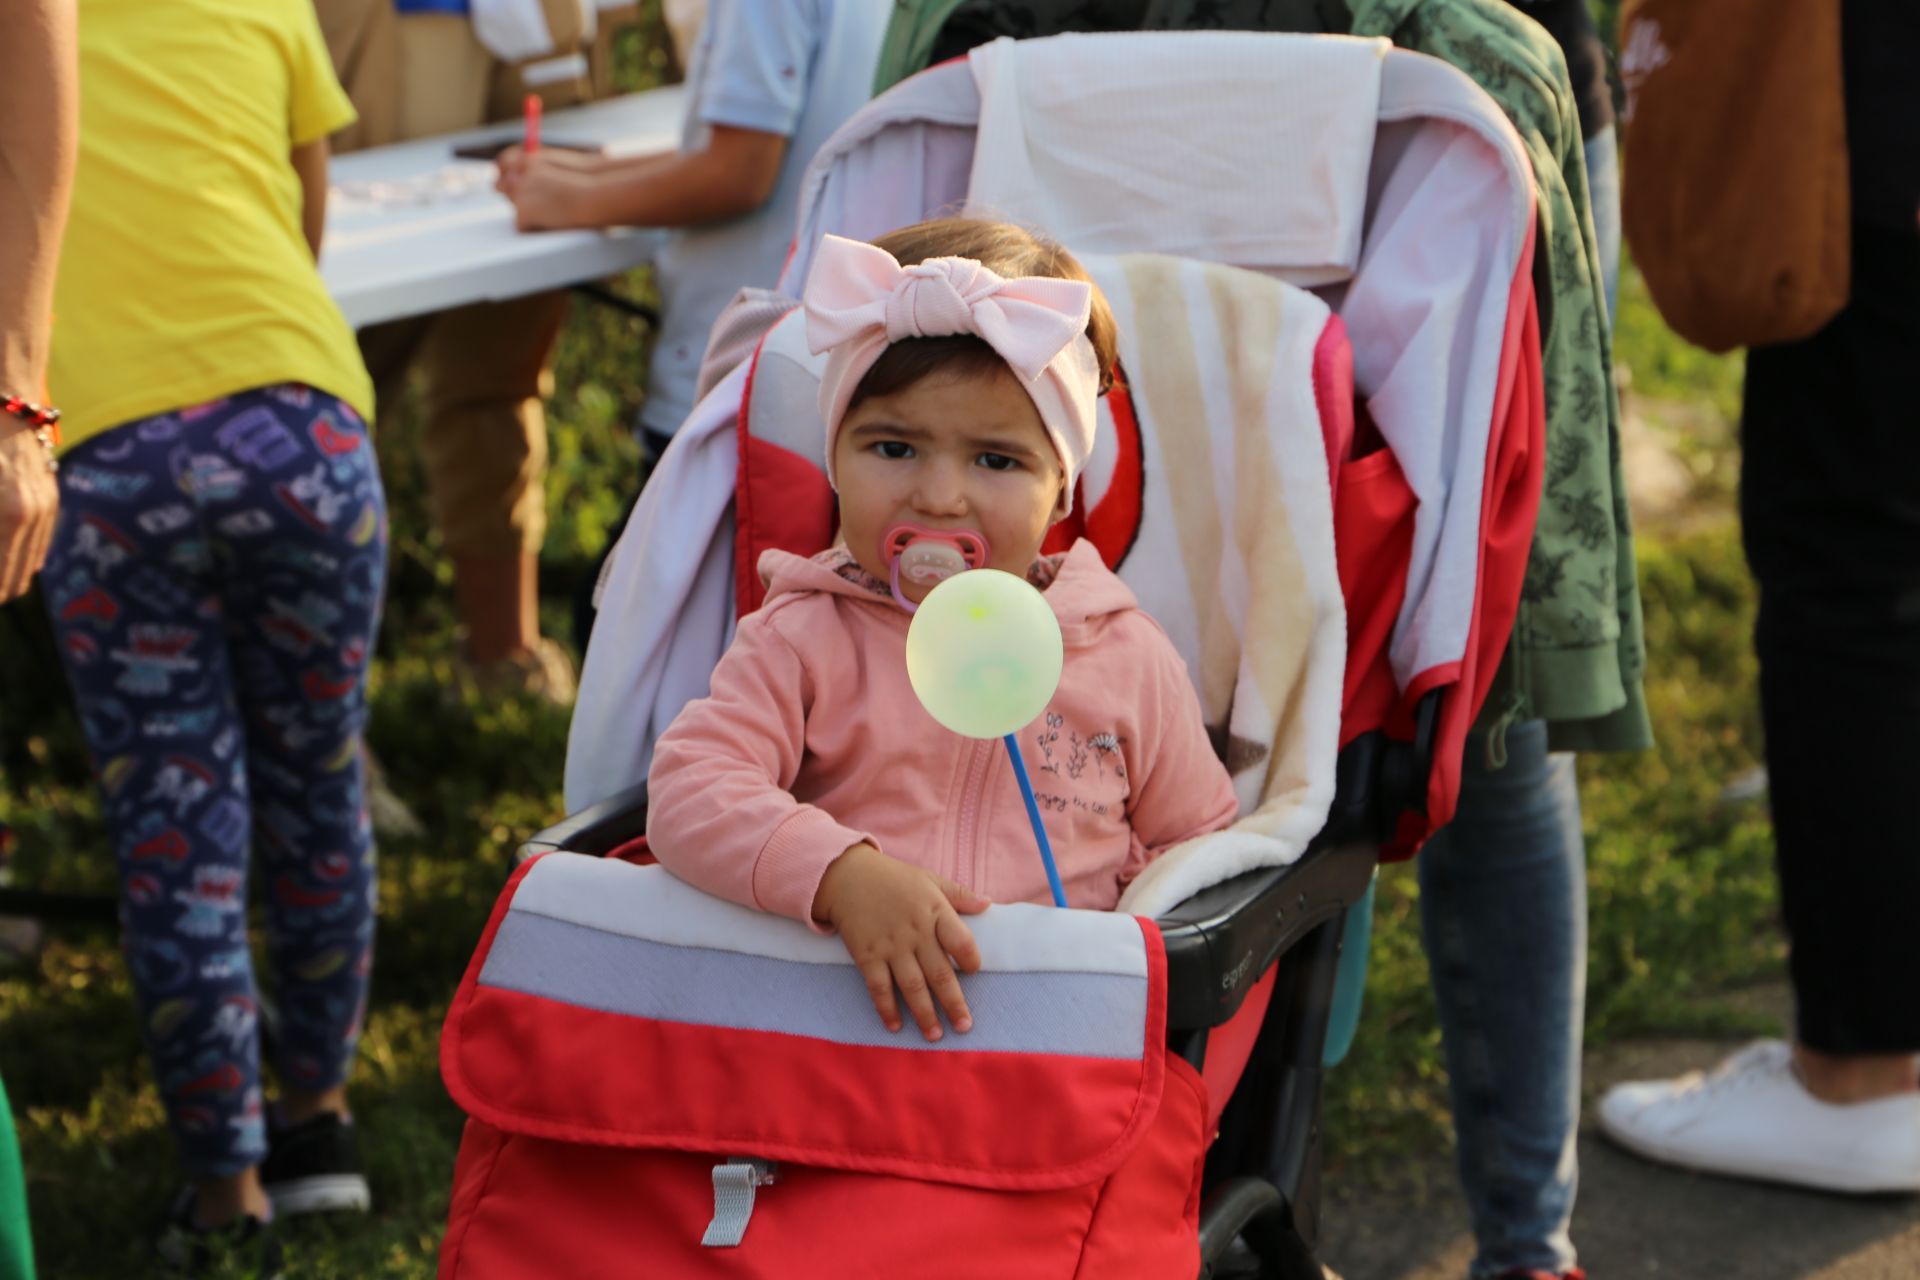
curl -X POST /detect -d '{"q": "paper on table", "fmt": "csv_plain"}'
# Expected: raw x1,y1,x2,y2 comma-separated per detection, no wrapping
321,86,688,326
329,161,500,217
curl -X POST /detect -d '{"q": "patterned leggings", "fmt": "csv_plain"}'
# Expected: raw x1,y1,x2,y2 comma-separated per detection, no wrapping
41,385,386,1177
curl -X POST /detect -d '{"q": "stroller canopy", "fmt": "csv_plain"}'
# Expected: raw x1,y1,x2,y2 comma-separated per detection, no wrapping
570,32,1542,872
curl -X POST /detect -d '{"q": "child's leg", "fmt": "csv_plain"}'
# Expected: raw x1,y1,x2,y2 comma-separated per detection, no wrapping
191,386,387,1116
39,412,272,1192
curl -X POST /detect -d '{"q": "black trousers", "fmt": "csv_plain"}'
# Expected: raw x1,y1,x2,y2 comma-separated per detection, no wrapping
1741,220,1920,1055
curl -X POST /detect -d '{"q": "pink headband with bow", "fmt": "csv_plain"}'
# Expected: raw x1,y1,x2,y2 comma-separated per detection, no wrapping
801,234,1102,506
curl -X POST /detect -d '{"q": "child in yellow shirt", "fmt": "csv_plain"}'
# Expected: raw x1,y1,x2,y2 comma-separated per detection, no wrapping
45,0,383,1267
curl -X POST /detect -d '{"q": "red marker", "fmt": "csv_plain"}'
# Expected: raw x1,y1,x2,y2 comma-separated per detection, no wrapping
523,92,542,156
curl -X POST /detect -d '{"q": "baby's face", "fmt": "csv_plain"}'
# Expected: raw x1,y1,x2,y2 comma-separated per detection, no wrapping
834,363,1069,605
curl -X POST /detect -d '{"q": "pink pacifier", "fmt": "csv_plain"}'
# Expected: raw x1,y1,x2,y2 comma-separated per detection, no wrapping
883,523,989,613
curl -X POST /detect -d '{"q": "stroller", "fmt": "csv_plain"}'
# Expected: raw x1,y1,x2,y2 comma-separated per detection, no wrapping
440,31,1542,1280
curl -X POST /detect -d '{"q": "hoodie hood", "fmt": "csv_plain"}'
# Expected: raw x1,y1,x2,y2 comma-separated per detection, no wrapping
757,538,1139,644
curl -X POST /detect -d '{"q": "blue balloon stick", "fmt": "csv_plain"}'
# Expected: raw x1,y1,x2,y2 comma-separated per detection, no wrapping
1003,733,1067,908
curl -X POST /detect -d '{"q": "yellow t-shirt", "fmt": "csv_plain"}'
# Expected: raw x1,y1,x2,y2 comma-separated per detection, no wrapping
50,0,375,448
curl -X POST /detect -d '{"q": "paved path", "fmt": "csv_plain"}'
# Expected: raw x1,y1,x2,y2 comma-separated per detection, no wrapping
1319,1036,1920,1279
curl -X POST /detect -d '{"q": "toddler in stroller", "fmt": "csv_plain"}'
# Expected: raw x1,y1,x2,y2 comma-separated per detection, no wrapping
440,30,1546,1280
643,217,1241,1041
441,218,1275,1280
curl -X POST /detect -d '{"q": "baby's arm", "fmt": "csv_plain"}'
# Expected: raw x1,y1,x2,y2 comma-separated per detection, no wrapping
1118,628,1242,885
811,844,987,1041
647,613,987,1039
646,614,875,923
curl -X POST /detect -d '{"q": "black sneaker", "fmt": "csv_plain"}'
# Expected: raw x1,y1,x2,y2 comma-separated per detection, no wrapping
260,1111,371,1217
156,1188,283,1277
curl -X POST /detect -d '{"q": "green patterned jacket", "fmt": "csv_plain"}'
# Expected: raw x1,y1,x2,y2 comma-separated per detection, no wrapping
1352,0,1650,755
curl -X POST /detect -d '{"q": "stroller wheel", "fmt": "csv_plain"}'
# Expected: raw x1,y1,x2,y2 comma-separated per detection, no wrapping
1206,1234,1263,1280
1201,1230,1339,1280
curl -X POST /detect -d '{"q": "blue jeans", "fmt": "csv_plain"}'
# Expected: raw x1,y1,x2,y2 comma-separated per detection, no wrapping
1419,721,1586,1279
1409,126,1619,1279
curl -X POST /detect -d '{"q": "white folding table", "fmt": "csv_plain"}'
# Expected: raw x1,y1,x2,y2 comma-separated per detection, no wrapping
320,84,689,328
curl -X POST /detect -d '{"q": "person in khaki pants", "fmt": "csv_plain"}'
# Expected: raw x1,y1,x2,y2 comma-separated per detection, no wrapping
315,0,636,703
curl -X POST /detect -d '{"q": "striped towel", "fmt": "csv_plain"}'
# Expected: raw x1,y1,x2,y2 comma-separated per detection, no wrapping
1085,254,1347,917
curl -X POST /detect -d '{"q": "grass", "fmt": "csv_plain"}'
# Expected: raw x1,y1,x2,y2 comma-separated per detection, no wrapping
0,19,1775,1279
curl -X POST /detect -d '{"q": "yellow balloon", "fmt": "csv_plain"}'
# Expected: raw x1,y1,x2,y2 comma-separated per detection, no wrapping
906,569,1064,739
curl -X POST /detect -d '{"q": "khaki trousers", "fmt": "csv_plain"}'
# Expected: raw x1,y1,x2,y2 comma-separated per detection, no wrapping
316,0,620,557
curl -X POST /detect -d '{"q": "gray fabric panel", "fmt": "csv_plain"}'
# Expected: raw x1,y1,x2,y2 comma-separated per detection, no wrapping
479,911,1149,1060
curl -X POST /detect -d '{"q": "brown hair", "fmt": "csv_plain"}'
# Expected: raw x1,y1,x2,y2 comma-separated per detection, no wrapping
845,218,1119,413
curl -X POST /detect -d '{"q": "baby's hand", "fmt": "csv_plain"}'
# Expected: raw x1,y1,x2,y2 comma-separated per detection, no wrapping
812,843,988,1041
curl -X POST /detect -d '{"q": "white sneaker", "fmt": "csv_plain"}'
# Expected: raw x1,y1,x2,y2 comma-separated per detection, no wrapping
1597,1039,1920,1194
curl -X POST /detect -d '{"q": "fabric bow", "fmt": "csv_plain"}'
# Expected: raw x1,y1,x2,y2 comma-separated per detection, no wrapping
801,234,1103,507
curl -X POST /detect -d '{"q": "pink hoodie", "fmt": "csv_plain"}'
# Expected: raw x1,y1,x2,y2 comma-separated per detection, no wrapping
646,539,1239,926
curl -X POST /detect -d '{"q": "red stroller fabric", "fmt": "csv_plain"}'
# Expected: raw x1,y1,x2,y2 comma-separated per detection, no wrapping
440,854,1208,1279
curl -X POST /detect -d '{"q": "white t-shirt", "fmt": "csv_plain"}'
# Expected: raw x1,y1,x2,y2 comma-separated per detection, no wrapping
640,0,890,438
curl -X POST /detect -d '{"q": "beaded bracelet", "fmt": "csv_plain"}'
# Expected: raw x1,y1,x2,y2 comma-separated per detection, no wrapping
1,395,60,472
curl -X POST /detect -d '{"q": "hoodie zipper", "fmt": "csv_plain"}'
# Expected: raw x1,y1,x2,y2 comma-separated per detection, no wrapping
952,738,997,888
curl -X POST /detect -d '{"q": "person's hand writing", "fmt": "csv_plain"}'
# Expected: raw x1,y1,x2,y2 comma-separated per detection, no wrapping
0,425,57,601
493,144,601,189
812,843,989,1040
496,152,599,231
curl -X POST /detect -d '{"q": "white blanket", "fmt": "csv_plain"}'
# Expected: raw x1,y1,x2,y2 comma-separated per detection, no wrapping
966,33,1388,287
564,363,743,812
